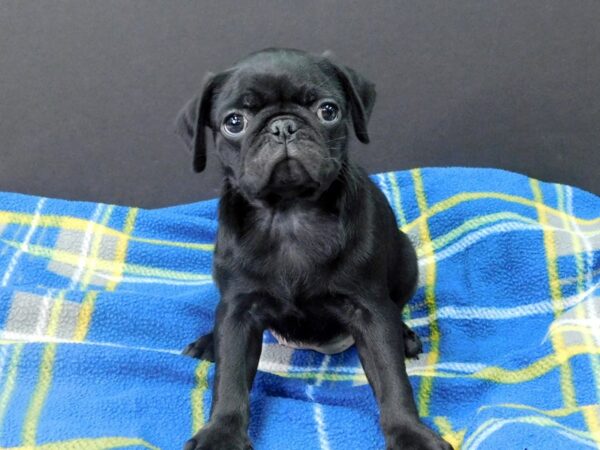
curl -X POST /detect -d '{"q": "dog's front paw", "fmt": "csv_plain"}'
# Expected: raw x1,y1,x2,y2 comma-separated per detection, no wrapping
184,423,252,450
385,422,453,450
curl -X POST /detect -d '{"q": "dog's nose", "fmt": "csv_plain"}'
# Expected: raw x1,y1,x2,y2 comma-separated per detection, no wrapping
269,118,298,139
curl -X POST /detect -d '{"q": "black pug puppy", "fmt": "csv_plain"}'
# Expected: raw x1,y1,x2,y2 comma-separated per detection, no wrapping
175,48,452,450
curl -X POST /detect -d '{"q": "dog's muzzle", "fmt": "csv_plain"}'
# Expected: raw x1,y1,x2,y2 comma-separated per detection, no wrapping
264,158,319,198
239,114,344,202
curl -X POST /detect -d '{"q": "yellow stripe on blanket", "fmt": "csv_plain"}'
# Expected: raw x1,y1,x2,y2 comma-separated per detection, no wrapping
107,207,138,291
0,240,212,283
81,205,115,290
21,292,65,446
412,169,441,418
192,360,211,435
0,344,24,430
473,345,600,384
72,291,99,342
0,212,214,252
530,179,577,410
403,191,600,236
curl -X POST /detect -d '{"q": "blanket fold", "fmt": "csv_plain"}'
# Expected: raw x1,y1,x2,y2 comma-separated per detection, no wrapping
0,167,598,449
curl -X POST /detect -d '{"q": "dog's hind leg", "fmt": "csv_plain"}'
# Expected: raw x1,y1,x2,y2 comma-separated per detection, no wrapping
386,231,422,359
182,332,215,362
402,322,423,359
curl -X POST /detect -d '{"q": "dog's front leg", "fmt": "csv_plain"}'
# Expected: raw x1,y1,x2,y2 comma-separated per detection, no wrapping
185,296,263,450
347,295,453,450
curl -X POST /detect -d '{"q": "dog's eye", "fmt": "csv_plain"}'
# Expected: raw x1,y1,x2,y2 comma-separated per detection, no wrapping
222,113,247,137
317,102,340,123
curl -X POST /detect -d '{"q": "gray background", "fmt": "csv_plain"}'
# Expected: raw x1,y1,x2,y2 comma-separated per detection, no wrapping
1,0,599,208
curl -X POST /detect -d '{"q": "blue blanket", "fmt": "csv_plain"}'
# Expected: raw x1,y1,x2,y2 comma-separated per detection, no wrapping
0,167,599,450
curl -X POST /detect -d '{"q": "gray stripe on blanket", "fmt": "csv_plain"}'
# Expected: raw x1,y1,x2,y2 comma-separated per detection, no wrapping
548,215,600,256
5,291,81,339
48,229,120,287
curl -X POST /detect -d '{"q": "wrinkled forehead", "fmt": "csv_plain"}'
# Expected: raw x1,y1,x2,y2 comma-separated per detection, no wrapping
215,56,344,114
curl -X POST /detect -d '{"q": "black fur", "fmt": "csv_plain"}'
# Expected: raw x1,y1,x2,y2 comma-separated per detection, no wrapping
176,48,452,450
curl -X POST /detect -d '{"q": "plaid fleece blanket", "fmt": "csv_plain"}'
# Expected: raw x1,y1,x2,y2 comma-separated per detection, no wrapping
0,167,599,450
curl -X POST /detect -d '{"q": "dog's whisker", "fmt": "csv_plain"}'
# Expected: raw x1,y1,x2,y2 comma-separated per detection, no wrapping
324,137,347,143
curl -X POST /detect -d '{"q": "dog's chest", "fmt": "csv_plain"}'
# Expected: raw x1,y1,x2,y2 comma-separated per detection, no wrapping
270,207,339,257
252,206,343,280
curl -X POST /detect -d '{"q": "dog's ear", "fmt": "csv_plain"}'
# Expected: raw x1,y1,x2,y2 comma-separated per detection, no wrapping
174,72,227,173
323,54,376,144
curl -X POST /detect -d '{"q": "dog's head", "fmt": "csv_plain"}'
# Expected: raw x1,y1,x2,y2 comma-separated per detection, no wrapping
175,48,375,202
